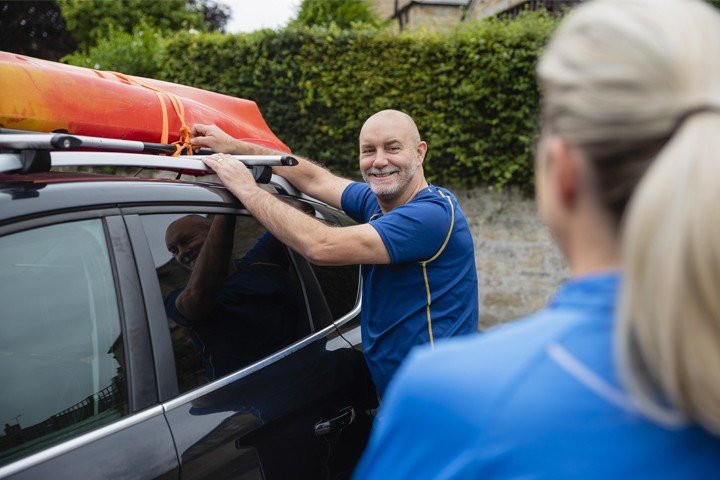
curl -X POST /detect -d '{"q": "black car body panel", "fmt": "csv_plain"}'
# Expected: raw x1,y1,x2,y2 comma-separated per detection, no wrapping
5,409,179,480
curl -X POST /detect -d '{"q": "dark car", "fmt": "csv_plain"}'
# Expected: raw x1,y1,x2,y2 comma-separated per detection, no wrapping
0,135,377,479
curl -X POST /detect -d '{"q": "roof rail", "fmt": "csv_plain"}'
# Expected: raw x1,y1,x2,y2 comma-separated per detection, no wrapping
0,131,297,183
0,128,214,155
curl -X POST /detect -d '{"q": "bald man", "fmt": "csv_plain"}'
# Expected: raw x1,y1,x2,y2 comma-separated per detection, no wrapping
192,110,478,394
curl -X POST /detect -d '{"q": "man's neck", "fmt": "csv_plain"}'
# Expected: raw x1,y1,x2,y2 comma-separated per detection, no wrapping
376,177,429,213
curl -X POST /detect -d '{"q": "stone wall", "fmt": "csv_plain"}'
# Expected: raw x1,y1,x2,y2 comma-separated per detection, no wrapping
466,0,527,20
454,186,569,329
404,4,465,30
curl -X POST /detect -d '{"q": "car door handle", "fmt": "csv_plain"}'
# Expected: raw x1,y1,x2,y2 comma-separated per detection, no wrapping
314,406,355,437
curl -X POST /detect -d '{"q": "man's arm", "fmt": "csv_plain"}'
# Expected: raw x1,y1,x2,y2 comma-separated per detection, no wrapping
202,154,390,266
191,124,352,210
175,215,236,322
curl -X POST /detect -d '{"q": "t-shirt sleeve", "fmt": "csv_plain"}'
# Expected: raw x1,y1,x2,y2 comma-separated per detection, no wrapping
340,182,376,224
242,232,289,269
370,197,452,264
164,289,191,327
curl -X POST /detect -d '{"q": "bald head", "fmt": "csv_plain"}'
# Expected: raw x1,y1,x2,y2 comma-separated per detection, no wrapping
166,215,211,243
360,110,421,146
165,215,211,270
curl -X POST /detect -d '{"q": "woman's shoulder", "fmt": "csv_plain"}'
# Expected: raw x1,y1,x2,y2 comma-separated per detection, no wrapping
385,309,588,415
416,309,583,374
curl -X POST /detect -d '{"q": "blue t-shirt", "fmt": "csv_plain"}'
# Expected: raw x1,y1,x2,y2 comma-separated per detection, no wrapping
341,182,478,394
353,273,720,479
165,233,302,380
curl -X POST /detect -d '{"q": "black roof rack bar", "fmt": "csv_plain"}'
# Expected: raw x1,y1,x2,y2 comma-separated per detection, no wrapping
0,130,300,164
0,131,217,155
0,150,295,178
0,130,205,155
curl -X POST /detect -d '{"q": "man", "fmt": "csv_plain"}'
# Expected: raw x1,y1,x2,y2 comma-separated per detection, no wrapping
164,214,302,380
193,109,478,394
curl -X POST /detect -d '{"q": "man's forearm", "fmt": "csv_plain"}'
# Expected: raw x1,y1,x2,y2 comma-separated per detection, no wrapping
177,215,235,321
204,151,390,266
228,185,358,265
227,141,347,208
228,183,334,264
192,124,347,206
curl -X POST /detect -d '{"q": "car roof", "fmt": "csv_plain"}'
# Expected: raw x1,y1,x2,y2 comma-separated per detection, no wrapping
0,172,242,225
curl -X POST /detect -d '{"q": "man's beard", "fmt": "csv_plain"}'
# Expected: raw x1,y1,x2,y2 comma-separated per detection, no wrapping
362,159,418,198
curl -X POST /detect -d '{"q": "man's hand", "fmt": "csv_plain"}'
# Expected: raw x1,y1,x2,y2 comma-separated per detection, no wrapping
191,124,240,153
195,123,350,210
192,123,279,156
203,153,258,192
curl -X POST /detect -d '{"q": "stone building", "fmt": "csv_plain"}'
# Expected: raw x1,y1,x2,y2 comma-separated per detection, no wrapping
369,0,581,30
466,0,581,20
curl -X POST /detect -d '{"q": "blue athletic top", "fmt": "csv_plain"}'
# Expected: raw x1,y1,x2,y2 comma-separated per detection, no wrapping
165,233,302,380
354,273,720,479
341,182,478,395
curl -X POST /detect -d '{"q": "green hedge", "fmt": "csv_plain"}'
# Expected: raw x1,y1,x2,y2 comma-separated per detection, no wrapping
160,13,557,188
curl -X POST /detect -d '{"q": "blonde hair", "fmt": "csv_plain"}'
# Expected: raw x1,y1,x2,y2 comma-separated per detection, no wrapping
537,0,720,433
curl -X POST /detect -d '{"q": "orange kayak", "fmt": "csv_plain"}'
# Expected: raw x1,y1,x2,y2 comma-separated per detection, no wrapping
0,51,290,152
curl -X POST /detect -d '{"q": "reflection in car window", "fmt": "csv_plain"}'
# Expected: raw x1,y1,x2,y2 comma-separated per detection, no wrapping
141,213,310,394
311,264,360,320
0,220,127,467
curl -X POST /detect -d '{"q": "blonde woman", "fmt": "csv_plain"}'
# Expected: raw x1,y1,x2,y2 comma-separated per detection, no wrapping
353,0,720,477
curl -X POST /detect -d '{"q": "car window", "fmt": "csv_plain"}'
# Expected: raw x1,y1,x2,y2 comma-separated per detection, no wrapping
0,219,127,467
140,213,311,394
310,263,360,320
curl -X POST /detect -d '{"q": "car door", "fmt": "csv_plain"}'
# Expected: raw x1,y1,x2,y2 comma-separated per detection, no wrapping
0,212,179,480
125,202,376,480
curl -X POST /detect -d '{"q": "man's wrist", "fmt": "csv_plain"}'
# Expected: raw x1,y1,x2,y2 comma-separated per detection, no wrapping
233,182,265,202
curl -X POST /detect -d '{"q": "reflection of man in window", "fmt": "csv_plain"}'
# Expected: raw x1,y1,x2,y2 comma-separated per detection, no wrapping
164,215,301,380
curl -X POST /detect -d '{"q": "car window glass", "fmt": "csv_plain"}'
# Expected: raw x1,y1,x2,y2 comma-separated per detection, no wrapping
310,264,360,320
0,219,127,467
140,213,310,395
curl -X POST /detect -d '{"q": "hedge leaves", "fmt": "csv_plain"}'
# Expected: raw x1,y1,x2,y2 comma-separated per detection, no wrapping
161,13,557,188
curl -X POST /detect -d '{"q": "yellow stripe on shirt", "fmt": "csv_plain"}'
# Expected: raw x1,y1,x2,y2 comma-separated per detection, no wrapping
420,190,456,346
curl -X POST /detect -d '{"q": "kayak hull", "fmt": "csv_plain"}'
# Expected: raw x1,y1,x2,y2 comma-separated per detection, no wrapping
0,51,290,152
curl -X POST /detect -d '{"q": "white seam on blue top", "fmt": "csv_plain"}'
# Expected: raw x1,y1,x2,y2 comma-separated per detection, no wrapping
547,343,687,428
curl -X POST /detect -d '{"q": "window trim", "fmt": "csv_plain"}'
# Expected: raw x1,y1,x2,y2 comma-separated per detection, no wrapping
0,207,121,237
105,215,158,411
122,214,179,402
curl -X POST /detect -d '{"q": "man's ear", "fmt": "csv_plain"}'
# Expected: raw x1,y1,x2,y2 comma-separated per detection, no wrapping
416,141,428,164
548,137,581,210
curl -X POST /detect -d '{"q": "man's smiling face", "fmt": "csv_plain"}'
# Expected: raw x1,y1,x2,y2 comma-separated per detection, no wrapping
165,215,210,271
358,111,424,199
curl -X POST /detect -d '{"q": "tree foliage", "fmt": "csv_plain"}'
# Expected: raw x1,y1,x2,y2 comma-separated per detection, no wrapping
0,1,77,61
62,20,166,77
57,0,225,49
58,0,229,76
290,0,382,29
190,0,231,32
